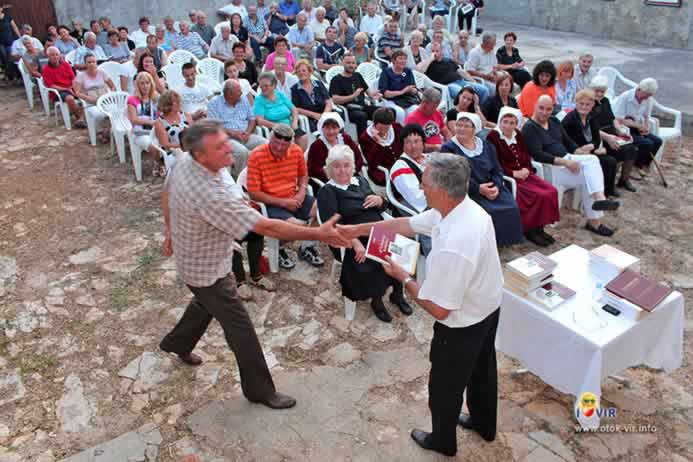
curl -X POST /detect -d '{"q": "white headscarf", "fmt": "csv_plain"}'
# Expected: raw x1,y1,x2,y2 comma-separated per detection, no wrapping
452,111,484,157
494,106,523,145
317,112,345,149
456,111,482,134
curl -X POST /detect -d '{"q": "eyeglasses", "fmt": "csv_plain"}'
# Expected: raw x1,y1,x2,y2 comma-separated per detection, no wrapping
274,134,293,142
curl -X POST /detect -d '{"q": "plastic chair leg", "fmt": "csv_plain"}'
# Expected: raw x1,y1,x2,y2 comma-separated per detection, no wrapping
87,113,97,146
114,131,127,163
132,148,143,181
344,298,356,321
571,190,581,211
557,186,565,209
60,104,72,130
329,260,340,287
268,238,279,273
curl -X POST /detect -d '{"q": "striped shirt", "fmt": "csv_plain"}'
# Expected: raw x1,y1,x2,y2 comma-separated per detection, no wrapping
244,15,267,37
207,94,255,131
246,143,307,199
377,32,401,58
165,153,261,287
175,32,209,59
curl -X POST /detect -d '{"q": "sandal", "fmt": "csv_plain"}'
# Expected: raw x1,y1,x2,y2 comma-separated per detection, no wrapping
585,223,615,237
74,120,87,129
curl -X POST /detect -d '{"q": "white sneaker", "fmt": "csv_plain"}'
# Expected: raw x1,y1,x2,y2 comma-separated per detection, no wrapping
237,284,253,300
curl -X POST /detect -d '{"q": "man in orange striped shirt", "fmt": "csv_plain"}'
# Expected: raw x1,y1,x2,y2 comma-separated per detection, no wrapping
247,124,325,269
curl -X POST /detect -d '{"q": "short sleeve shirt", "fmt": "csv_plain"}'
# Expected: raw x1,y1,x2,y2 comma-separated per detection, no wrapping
405,107,445,145
75,69,108,91
179,83,212,114
378,66,415,93
253,90,294,125
613,88,652,125
246,143,307,199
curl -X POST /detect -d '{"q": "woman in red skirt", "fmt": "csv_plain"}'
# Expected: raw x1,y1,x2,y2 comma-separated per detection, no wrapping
486,107,560,247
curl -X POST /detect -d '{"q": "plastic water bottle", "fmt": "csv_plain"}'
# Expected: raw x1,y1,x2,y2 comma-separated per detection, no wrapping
592,282,604,305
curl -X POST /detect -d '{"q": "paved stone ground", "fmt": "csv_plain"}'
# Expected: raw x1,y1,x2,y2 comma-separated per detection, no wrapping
479,18,693,124
0,56,692,462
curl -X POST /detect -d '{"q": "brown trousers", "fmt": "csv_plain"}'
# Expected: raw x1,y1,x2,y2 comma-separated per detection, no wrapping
160,274,275,402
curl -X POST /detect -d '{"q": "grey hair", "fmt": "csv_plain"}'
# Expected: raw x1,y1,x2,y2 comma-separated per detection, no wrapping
637,77,658,94
482,32,496,44
84,31,96,41
197,11,207,19
422,88,441,104
324,145,355,179
316,6,326,14
21,35,32,44
21,24,32,33
296,12,307,21
425,153,471,199
183,120,225,157
409,30,423,43
258,71,277,87
223,79,240,95
578,52,593,60
272,123,295,139
221,24,231,32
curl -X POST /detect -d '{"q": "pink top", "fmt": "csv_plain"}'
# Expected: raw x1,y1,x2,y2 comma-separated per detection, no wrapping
404,107,446,145
75,69,108,91
264,50,296,72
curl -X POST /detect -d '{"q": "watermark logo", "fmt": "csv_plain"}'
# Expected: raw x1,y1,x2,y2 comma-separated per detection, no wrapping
575,392,616,429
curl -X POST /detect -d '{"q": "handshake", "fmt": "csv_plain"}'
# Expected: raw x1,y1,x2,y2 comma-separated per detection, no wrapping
314,214,363,248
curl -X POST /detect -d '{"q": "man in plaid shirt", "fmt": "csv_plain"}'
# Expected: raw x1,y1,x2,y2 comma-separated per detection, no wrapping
159,120,349,410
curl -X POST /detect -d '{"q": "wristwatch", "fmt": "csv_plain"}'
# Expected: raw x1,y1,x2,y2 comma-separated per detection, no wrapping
402,276,414,287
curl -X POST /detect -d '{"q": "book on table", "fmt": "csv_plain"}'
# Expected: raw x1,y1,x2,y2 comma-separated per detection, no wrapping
365,222,420,275
527,281,576,311
505,251,557,283
604,269,673,314
503,269,553,293
589,244,640,281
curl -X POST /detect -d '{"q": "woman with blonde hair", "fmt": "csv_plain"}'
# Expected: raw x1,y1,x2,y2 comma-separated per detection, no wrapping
555,60,577,112
127,71,162,176
351,31,371,65
404,30,430,72
291,59,334,132
153,90,191,177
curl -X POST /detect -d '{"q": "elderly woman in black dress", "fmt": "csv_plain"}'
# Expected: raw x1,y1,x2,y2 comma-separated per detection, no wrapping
317,145,412,323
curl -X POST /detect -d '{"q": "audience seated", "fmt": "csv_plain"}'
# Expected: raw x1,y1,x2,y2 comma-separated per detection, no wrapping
359,107,403,186
574,53,597,91
56,25,80,55
429,15,455,48
495,32,531,89
73,53,116,141
464,32,500,97
307,112,363,183
555,60,577,112
219,0,248,19
486,107,560,246
351,32,372,65
458,0,484,33
442,112,524,246
299,0,317,22
390,124,429,214
422,41,489,103
88,20,107,49
231,42,259,87
246,124,324,269
192,12,215,46
154,90,190,177
287,13,314,60
127,72,160,165
291,60,334,132
163,17,178,46
137,51,166,94
131,17,155,48
271,56,298,98
230,13,253,58
382,0,402,22
446,86,491,133
589,76,638,192
404,31,430,72
174,21,209,59
425,31,453,61
613,77,662,178
145,34,168,70
359,2,384,40
430,0,451,18
102,30,130,63
210,25,239,62
316,26,345,71
404,88,451,152
336,10,358,49
264,36,295,72
317,145,410,323
11,25,44,66
322,0,339,23
208,80,267,177
481,71,518,125
452,30,473,67
118,27,136,51
20,37,45,78
523,95,620,237
246,5,274,63
267,3,290,38
518,59,557,117
328,52,381,135
179,62,212,118
254,72,308,151
74,32,107,71
311,7,331,42
41,46,86,128
279,0,301,27
332,7,355,29
376,20,402,63
70,19,86,45
378,49,419,125
155,24,174,53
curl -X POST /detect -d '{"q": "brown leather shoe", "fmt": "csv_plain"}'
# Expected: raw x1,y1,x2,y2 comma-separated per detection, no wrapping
178,352,203,366
256,392,297,409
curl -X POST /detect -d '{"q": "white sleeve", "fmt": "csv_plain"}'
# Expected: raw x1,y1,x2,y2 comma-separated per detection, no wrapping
391,165,427,212
408,209,439,236
418,250,472,311
464,49,479,71
612,94,626,119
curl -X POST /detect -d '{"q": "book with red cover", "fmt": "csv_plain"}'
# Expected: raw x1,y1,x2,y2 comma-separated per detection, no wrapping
365,223,420,275
605,269,673,312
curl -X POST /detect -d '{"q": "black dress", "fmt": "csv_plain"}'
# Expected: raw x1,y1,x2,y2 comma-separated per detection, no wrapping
495,46,531,88
481,94,518,124
237,59,258,86
317,177,394,301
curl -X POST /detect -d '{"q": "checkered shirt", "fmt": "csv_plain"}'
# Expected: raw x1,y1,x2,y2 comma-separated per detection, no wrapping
165,153,262,287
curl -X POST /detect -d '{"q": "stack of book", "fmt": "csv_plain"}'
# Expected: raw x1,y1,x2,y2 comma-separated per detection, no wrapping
603,269,673,320
504,252,575,310
589,244,640,281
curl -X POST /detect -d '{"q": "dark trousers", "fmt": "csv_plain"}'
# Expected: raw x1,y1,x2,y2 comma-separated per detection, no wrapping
232,231,264,284
0,44,17,80
160,274,276,402
428,308,499,455
605,142,637,182
508,68,532,88
346,104,378,137
630,130,662,168
250,36,274,63
596,154,618,196
458,8,477,32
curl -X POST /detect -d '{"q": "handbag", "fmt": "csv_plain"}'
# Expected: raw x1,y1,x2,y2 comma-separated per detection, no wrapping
391,92,421,109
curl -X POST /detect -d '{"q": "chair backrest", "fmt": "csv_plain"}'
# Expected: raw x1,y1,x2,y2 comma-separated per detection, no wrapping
161,63,185,91
237,167,248,189
96,91,132,132
196,57,225,84
412,69,427,90
17,59,32,82
168,49,197,65
356,61,380,82
378,165,416,216
197,74,223,94
324,65,344,87
64,49,77,65
98,61,123,91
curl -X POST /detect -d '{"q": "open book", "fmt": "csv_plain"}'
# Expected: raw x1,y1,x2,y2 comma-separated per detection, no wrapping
366,223,420,275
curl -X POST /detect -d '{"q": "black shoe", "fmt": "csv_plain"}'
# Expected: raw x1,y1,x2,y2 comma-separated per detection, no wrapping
299,245,324,267
585,222,615,237
389,290,413,315
592,199,620,211
524,229,550,247
410,429,456,457
371,298,392,323
618,179,637,192
539,228,556,244
160,344,203,366
607,189,621,198
251,392,297,409
458,412,474,430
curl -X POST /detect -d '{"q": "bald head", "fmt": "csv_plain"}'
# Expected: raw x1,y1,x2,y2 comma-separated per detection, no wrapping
533,95,555,123
223,79,242,104
47,46,61,65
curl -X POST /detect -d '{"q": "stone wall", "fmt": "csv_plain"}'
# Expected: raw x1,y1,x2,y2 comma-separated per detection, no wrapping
482,0,693,50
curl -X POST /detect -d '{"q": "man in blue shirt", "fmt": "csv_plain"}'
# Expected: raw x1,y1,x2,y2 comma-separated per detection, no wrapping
287,13,314,60
278,0,300,26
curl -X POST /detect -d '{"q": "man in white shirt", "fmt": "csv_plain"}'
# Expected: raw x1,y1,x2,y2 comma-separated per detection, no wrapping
342,153,502,457
359,2,384,39
310,7,331,42
11,25,43,62
574,53,597,91
219,0,249,20
210,25,239,61
464,31,500,96
179,62,212,118
131,17,155,49
299,0,317,22
287,12,314,59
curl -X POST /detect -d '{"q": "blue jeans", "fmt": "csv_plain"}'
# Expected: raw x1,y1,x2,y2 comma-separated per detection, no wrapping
250,36,274,63
448,80,490,105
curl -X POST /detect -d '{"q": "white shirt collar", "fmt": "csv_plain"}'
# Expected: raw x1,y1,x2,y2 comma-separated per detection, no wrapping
452,136,483,158
327,177,360,190
367,124,395,146
493,127,517,146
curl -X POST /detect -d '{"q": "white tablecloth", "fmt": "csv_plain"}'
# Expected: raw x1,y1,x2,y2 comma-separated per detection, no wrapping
496,245,684,426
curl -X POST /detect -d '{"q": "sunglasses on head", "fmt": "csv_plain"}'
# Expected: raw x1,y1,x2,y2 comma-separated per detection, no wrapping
274,133,293,142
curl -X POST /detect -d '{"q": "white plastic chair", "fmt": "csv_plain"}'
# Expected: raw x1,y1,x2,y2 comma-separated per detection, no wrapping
197,74,223,94
98,61,123,91
652,99,682,162
64,49,77,65
539,163,581,210
237,167,280,273
81,94,111,146
161,63,185,90
167,49,197,65
97,91,131,163
412,69,450,111
196,57,225,85
324,65,344,87
17,59,35,110
37,77,72,129
126,127,154,182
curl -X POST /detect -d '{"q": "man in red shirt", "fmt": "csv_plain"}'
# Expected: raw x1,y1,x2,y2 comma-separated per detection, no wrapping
246,124,324,269
404,88,451,152
41,46,86,128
